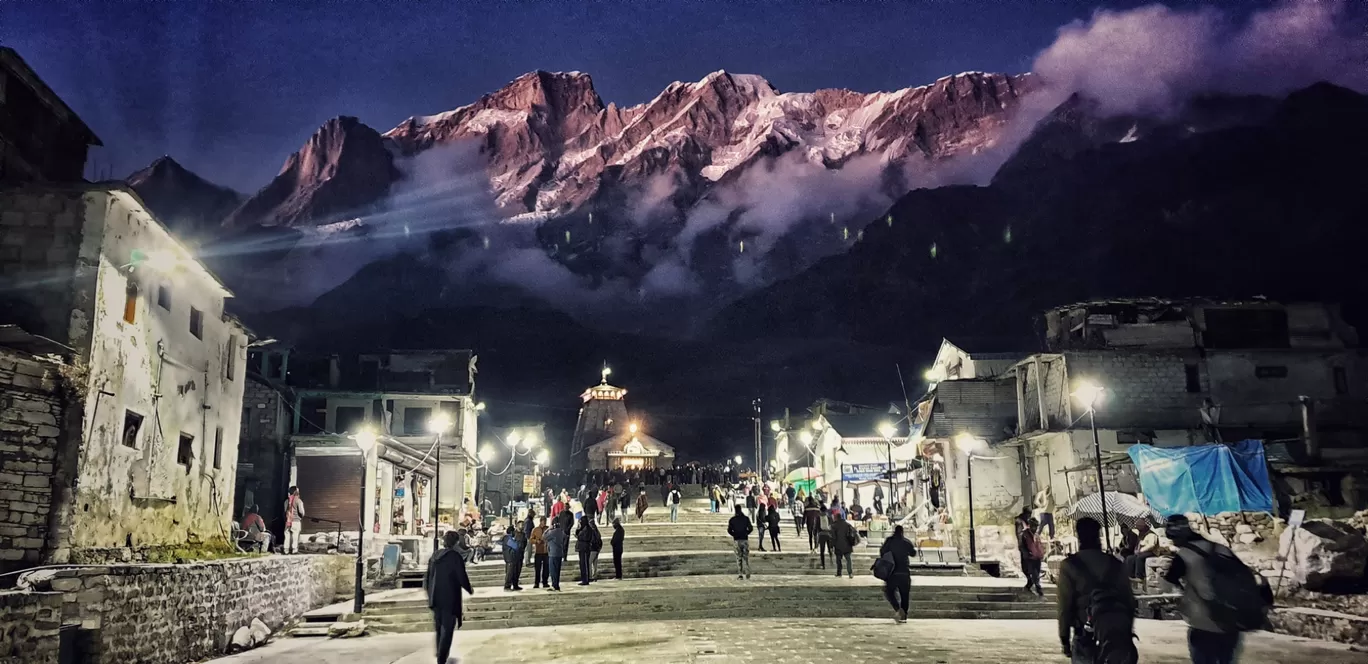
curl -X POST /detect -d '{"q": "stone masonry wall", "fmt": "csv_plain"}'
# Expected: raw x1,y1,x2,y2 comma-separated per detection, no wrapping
0,190,90,347
0,349,65,575
1062,350,1205,429
0,590,63,664
17,554,353,664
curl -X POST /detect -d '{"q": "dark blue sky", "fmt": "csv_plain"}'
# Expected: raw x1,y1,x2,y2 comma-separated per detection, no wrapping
2,0,1264,192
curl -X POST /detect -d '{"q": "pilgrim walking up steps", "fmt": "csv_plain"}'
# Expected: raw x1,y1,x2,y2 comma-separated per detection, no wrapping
426,531,474,664
727,505,753,580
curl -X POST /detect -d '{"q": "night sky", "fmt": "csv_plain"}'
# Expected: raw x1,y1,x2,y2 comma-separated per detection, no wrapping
1,0,1266,193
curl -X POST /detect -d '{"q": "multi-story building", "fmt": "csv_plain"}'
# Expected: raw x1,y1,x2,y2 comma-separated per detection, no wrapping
0,184,248,564
908,298,1368,565
281,350,480,558
0,47,102,183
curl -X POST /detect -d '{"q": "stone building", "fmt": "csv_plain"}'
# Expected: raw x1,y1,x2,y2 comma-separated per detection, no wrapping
233,346,294,534
801,401,914,509
0,47,102,183
571,372,677,471
283,350,480,558
910,298,1368,566
0,184,249,564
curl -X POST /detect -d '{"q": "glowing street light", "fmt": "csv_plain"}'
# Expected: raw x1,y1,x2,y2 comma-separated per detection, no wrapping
954,432,990,563
534,449,549,467
352,428,378,454
799,430,813,445
770,420,782,432
506,430,523,448
810,420,822,431
428,413,453,434
474,402,487,412
878,421,897,439
1071,379,1111,549
521,431,539,450
628,422,639,434
478,445,497,465
733,455,743,466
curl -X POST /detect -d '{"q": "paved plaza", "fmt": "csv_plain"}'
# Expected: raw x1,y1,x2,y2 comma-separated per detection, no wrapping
211,617,1368,664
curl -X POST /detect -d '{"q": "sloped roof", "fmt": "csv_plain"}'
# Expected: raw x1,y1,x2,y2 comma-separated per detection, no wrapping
586,432,675,456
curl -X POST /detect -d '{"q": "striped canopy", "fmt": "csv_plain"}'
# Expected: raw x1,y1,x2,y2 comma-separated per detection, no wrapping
1067,491,1163,529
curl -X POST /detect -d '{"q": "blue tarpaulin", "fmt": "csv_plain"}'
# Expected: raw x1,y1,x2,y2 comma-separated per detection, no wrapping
1126,440,1274,516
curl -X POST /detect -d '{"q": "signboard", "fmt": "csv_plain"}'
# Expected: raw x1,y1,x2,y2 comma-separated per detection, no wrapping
1288,509,1306,529
522,474,541,495
842,463,890,482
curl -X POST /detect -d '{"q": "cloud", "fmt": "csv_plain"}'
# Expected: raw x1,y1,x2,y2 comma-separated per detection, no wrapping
1033,0,1368,116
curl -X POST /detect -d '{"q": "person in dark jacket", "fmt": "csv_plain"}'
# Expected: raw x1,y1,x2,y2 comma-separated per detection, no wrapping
830,512,858,578
880,525,917,622
766,505,782,551
555,507,574,565
588,519,603,581
543,521,568,591
522,508,537,568
803,497,822,551
426,530,475,664
727,505,753,580
746,489,758,526
756,504,769,551
1163,514,1271,664
1057,517,1135,662
610,517,625,579
575,518,594,586
502,520,525,591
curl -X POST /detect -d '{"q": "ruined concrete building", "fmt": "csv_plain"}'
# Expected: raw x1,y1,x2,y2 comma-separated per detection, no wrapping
908,298,1367,567
0,47,102,183
0,185,248,569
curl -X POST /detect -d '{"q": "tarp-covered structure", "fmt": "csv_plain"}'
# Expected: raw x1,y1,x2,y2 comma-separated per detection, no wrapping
1126,440,1274,516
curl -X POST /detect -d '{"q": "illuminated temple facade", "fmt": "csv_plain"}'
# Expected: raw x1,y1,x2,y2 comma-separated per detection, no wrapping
570,373,675,471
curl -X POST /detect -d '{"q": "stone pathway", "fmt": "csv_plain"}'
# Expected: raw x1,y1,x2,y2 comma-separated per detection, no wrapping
210,618,1368,663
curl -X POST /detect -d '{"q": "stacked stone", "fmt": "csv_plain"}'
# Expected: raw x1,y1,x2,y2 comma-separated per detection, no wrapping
0,350,64,571
0,590,63,664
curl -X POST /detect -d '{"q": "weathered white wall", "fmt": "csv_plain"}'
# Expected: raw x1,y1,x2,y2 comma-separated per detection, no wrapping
72,190,246,552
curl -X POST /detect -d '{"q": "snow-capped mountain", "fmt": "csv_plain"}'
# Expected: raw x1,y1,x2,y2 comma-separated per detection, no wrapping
218,69,1036,231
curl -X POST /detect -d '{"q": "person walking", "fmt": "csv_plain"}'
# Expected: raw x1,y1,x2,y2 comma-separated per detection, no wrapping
792,498,805,536
425,530,474,664
283,486,305,554
522,508,537,569
668,485,682,523
530,516,549,589
544,520,568,591
746,488,758,527
635,490,650,523
816,508,832,569
804,497,822,552
611,517,625,580
785,484,797,511
502,523,525,591
1163,514,1272,664
879,524,917,622
1021,517,1045,596
588,518,604,581
756,504,769,551
727,505,753,580
766,504,782,552
830,512,858,578
1057,517,1136,664
873,483,885,516
574,517,594,586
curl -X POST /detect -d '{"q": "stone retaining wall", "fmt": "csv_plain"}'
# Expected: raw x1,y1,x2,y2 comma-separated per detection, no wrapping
0,590,63,664
13,554,353,664
0,349,67,576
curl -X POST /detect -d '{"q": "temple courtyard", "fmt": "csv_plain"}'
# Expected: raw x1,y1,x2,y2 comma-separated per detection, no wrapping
211,617,1368,663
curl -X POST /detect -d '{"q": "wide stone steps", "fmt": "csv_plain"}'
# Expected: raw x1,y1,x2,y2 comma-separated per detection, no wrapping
361,578,1053,633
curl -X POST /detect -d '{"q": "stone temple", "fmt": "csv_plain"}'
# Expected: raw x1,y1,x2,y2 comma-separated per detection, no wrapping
570,370,675,471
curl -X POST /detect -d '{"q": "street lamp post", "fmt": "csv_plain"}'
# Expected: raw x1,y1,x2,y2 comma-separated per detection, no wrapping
879,422,898,516
954,433,988,564
351,428,378,614
1073,381,1111,550
428,413,453,553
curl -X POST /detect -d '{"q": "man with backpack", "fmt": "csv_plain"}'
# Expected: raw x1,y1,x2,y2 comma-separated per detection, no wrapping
830,512,859,579
1163,514,1272,664
668,485,683,523
1057,517,1136,664
877,524,917,623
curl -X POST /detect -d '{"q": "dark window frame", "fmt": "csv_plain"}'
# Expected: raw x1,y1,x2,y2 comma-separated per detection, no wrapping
1334,367,1350,395
156,285,171,311
212,427,223,470
1184,364,1201,393
177,433,195,468
189,307,203,339
122,410,143,448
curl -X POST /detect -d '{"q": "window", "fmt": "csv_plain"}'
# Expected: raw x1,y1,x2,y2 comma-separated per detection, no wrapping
1334,367,1349,395
177,433,195,468
1255,366,1288,379
224,336,238,381
123,280,138,324
1184,364,1201,393
213,427,223,469
403,407,432,435
157,285,171,310
122,410,143,448
297,397,326,434
335,406,367,434
189,307,203,339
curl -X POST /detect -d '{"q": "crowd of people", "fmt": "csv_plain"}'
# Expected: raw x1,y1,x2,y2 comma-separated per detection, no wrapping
539,462,745,494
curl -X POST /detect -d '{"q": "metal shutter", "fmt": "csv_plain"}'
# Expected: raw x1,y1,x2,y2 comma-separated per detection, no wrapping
296,456,362,533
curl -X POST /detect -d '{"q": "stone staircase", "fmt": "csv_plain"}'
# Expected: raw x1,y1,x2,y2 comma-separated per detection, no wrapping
290,495,1042,637
362,576,1055,633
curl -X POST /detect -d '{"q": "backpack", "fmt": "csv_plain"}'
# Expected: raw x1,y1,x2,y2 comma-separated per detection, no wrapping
671,491,681,505
590,527,603,550
504,533,521,553
1025,532,1045,561
1076,558,1138,664
1186,542,1270,632
872,552,895,581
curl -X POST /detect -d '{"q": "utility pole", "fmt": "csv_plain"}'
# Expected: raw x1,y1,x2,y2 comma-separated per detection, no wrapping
751,398,762,478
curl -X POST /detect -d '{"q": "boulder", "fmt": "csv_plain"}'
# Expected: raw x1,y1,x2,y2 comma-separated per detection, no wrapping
1280,520,1368,592
229,626,253,652
328,619,367,638
249,618,271,646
